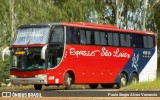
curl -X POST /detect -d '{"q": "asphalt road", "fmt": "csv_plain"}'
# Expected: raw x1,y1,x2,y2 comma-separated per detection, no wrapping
1,87,160,97
42,89,118,97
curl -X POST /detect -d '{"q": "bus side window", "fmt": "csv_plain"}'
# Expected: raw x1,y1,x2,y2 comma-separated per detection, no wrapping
108,32,119,46
132,34,143,48
71,27,80,44
100,32,107,45
148,36,154,48
113,33,119,46
86,30,92,44
80,29,87,44
94,31,101,45
120,34,131,47
143,35,154,49
108,32,113,46
66,27,80,44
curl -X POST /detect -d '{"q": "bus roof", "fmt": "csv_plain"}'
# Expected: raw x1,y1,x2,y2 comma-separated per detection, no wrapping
18,22,155,35
63,22,117,29
63,22,155,35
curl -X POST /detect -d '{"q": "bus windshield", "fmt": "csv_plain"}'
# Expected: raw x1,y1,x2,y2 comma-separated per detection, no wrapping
13,27,50,45
10,26,65,71
10,48,45,71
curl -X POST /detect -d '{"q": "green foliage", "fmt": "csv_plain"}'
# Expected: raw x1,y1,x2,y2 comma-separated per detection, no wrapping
153,2,160,33
0,0,10,47
0,56,10,83
121,78,160,90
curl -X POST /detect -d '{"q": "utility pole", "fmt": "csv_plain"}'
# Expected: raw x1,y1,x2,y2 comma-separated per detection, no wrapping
142,0,148,31
10,0,14,41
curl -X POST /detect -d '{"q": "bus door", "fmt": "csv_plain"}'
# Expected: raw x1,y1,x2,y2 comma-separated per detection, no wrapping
47,26,64,68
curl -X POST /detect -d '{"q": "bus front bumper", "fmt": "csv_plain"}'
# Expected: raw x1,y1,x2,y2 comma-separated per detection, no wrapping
10,74,47,85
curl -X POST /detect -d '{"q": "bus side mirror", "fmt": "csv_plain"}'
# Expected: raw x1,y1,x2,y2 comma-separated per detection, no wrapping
41,45,47,60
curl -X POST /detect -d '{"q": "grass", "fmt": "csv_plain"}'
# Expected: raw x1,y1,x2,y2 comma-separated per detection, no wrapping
0,85,34,91
121,78,160,91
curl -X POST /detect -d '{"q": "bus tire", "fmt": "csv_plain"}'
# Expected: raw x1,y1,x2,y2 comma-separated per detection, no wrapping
89,84,98,89
34,84,42,90
131,73,139,84
64,73,72,90
101,84,113,89
118,73,127,88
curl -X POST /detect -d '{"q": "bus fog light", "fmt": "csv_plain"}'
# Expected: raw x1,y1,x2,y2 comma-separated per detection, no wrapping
10,75,17,79
35,74,46,78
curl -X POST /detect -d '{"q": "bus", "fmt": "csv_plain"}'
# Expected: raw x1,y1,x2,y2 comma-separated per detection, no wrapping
10,22,157,90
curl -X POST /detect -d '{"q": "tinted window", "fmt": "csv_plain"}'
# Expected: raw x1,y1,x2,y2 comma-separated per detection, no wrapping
113,33,119,46
108,32,119,46
148,36,154,48
71,28,80,44
86,30,92,44
80,29,87,44
108,32,113,45
120,34,131,47
50,26,64,43
100,32,107,45
143,35,154,48
66,27,80,44
132,34,143,48
94,31,101,45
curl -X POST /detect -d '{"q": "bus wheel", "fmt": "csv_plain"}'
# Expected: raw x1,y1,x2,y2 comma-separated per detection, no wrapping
64,73,72,90
131,73,139,84
34,84,42,90
118,73,127,88
89,84,98,89
101,84,113,89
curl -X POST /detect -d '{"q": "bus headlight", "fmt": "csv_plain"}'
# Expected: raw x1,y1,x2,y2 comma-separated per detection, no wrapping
35,74,46,78
10,75,17,79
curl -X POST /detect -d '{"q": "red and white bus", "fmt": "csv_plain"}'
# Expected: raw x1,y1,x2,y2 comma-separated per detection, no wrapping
10,22,157,90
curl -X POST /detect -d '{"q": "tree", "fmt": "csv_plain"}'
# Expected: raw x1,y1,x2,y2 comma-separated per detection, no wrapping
152,1,160,33
0,56,9,83
0,0,10,48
